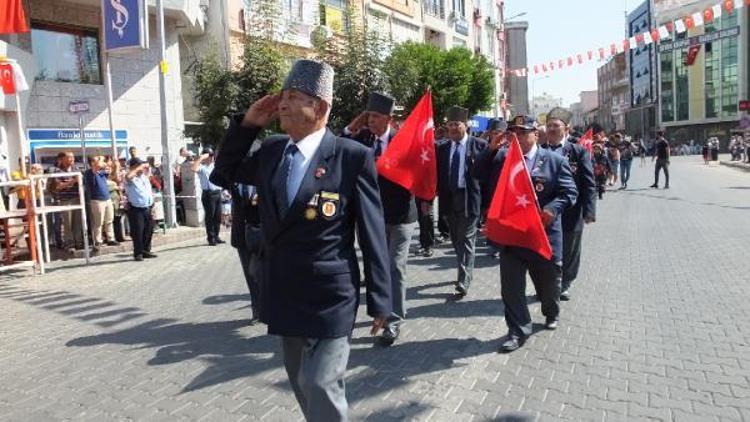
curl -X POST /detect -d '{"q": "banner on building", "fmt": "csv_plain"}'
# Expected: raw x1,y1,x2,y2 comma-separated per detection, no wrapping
103,0,149,51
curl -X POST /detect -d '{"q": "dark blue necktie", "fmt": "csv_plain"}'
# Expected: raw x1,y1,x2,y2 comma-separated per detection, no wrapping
374,139,383,159
450,143,461,191
275,144,298,216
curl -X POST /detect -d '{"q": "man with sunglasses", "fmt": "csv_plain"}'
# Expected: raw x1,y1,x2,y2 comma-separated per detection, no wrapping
475,115,577,353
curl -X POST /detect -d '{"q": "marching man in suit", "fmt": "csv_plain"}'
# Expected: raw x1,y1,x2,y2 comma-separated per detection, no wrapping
475,115,577,353
211,59,392,421
343,92,417,346
436,106,487,297
543,107,596,301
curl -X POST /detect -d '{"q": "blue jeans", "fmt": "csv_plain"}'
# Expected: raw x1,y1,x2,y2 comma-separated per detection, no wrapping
620,159,633,185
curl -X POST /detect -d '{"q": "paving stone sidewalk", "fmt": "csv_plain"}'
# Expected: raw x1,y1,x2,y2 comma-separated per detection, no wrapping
1,156,749,421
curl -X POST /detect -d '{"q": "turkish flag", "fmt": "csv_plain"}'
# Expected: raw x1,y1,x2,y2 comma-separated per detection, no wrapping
376,91,437,201
0,63,16,94
0,0,30,34
685,44,702,65
579,129,594,154
484,137,553,260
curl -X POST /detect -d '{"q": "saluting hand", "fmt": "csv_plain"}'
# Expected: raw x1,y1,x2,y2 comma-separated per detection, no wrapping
370,317,388,336
241,94,281,129
347,112,369,134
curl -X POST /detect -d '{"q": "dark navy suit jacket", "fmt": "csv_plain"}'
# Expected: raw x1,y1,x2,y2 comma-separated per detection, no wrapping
342,127,417,225
544,137,597,232
211,116,392,338
474,145,578,263
437,136,487,219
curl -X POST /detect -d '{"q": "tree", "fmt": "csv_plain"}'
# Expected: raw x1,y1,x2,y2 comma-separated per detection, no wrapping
191,52,236,147
233,36,287,114
384,42,495,121
315,7,391,130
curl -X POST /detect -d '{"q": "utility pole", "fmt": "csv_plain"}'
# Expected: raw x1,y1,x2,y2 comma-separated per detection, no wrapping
157,0,177,228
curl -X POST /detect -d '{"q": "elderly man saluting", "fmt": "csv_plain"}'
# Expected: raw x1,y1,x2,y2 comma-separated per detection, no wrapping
211,60,391,422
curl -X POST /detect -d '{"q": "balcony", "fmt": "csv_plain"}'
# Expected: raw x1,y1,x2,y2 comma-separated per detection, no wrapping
424,0,445,19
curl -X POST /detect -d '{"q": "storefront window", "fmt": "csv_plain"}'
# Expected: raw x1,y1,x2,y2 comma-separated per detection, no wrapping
31,22,102,85
660,50,674,122
675,48,689,121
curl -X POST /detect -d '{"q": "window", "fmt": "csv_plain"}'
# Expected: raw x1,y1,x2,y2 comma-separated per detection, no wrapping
31,22,101,84
721,35,738,117
675,48,689,121
660,50,674,122
705,41,719,118
284,0,303,20
424,0,444,18
453,0,465,18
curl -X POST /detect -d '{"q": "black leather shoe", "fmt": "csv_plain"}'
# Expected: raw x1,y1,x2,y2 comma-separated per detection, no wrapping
216,239,226,244
422,248,434,257
560,290,571,301
455,282,469,297
134,255,144,262
142,252,158,259
649,184,658,188
106,241,120,246
208,241,217,246
379,326,399,346
663,185,669,189
498,335,526,353
545,318,559,330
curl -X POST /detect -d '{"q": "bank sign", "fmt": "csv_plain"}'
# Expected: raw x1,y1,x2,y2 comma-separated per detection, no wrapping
103,0,149,51
658,26,740,53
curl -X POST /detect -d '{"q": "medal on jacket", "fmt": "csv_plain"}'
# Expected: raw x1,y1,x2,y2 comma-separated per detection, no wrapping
305,194,319,220
319,191,340,219
315,166,327,179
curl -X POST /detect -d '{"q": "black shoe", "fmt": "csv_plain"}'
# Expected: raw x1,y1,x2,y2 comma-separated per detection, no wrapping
142,252,157,259
379,326,399,346
455,282,469,297
216,239,226,244
649,184,658,188
134,255,144,262
560,290,571,301
663,185,669,189
208,240,217,246
106,241,120,246
489,250,499,259
498,334,526,353
545,317,559,330
422,248,434,258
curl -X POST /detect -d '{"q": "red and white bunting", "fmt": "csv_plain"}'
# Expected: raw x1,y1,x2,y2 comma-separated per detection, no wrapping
506,1,746,78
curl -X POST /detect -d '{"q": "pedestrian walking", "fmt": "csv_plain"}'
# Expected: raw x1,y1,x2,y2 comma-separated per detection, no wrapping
342,91,416,346
211,59,391,422
436,106,487,298
543,108,596,302
618,138,635,189
475,114,577,353
191,148,225,245
125,158,157,261
592,144,611,199
650,131,671,189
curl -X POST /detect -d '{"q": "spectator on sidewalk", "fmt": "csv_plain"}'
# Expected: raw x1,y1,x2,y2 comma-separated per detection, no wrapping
47,152,83,251
84,156,119,251
125,158,157,261
105,157,126,243
191,148,224,246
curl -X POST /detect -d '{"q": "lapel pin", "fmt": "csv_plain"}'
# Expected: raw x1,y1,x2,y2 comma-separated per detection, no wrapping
315,167,327,179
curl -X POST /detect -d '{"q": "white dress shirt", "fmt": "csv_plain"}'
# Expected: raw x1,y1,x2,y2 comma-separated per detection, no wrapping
286,127,326,204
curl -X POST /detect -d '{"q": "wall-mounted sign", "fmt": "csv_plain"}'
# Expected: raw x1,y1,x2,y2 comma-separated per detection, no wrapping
658,26,739,53
103,0,149,52
455,19,469,36
68,101,89,114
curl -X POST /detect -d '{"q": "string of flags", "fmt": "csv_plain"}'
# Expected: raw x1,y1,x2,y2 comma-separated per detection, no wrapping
508,0,749,78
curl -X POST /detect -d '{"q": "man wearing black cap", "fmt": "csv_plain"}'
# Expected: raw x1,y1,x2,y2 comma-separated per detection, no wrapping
125,158,157,261
211,59,391,421
437,105,487,297
192,148,224,245
343,92,417,346
482,118,508,259
475,114,577,353
544,107,596,301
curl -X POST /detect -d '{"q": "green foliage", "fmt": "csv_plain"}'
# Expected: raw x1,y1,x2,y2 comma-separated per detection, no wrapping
384,42,495,121
315,7,391,130
233,36,287,114
192,53,236,147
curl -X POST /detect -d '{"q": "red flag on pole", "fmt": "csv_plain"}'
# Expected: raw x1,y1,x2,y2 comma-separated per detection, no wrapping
484,137,552,260
376,91,437,201
579,129,594,154
0,0,30,34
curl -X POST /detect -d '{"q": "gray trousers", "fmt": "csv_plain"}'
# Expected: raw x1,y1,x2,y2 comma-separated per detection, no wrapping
500,248,562,337
282,336,350,422
561,230,583,292
447,191,478,288
385,222,416,328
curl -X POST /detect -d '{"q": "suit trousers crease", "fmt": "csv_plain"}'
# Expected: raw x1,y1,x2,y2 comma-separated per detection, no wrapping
561,230,583,292
500,248,562,337
127,206,153,257
416,199,434,250
282,336,350,422
201,190,222,242
447,190,477,287
385,222,415,327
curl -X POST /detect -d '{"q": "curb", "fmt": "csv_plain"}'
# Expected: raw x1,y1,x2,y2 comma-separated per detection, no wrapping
719,161,750,172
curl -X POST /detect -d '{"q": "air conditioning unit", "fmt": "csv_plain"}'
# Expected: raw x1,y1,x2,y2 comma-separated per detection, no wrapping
486,17,497,27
